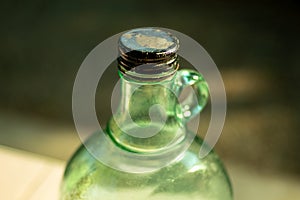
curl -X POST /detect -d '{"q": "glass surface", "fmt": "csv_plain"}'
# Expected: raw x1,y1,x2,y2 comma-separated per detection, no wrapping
61,27,232,200
60,69,233,200
61,134,232,200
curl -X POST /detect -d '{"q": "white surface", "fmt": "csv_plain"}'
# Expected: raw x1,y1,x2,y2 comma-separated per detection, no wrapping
0,146,65,200
1,145,300,200
227,162,300,200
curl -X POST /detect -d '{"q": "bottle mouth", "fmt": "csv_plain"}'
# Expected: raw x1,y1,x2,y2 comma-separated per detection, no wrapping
118,27,180,81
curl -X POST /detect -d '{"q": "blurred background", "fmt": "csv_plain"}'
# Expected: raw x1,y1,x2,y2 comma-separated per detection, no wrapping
0,0,299,199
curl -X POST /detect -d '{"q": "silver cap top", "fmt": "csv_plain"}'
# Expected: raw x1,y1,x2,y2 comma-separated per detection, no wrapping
118,28,179,80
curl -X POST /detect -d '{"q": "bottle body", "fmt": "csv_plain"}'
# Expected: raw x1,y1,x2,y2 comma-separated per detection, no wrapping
62,28,233,200
61,133,232,200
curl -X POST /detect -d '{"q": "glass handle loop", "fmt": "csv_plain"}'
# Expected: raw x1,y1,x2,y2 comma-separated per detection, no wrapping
175,69,209,122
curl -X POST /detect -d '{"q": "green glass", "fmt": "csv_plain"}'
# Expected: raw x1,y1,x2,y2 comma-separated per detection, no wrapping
61,28,233,200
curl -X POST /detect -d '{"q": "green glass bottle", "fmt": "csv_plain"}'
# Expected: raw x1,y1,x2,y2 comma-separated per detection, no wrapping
61,28,233,200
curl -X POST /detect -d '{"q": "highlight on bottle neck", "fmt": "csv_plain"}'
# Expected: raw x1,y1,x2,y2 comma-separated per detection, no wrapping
118,27,180,81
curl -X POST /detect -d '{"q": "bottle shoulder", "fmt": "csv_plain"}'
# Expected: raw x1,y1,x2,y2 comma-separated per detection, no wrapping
65,135,224,176
62,135,232,198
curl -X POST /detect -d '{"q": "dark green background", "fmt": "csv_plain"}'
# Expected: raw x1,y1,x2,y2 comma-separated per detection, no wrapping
0,0,299,177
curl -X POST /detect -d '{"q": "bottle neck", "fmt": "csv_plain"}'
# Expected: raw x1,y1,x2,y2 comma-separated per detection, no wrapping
107,71,185,153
